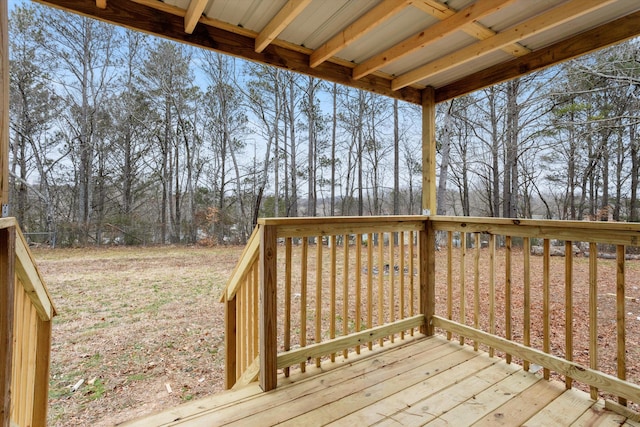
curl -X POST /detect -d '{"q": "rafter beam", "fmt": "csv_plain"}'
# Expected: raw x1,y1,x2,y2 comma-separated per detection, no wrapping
255,0,311,53
184,0,208,34
310,0,411,68
96,0,106,8
435,9,640,103
412,0,529,57
392,0,615,91
353,0,516,80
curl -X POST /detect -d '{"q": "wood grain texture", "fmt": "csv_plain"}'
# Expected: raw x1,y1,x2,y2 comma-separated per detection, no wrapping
259,225,277,391
0,226,14,427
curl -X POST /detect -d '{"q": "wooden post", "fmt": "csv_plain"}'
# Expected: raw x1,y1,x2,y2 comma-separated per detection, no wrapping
419,220,435,336
259,224,277,391
224,293,237,389
421,86,436,215
0,0,8,216
0,226,15,427
32,318,52,427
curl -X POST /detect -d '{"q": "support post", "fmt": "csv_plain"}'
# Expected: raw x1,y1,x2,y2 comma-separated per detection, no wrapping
421,86,436,215
0,0,8,215
259,224,277,391
224,294,237,390
0,226,15,427
419,220,434,336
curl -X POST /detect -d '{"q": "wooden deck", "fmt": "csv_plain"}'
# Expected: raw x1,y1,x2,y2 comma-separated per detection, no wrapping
122,335,640,426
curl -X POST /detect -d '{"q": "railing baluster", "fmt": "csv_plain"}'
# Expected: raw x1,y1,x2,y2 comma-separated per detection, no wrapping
378,232,384,346
474,232,480,351
565,240,573,389
224,292,236,389
616,244,626,406
315,236,323,367
589,242,598,400
543,238,550,380
389,233,395,343
284,238,292,376
459,232,466,345
523,236,530,372
447,231,453,341
489,234,495,358
330,235,337,363
300,238,308,373
505,235,512,364
367,233,374,349
399,231,405,340
343,234,349,358
409,231,415,337
355,235,362,354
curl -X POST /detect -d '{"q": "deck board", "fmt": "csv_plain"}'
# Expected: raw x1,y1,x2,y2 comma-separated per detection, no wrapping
123,335,640,427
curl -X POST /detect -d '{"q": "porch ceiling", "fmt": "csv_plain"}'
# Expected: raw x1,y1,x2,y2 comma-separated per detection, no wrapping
33,0,640,105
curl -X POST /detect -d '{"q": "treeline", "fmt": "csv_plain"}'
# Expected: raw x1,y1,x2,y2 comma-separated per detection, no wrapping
9,5,640,246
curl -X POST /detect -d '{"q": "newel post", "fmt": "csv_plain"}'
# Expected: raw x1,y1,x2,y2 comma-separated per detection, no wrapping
0,226,15,427
259,224,277,391
419,218,435,336
224,291,237,390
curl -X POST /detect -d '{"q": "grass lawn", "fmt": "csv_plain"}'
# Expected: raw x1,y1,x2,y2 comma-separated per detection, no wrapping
34,245,243,427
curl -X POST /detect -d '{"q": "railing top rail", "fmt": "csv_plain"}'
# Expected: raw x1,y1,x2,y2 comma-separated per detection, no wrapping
258,215,428,238
0,217,56,321
220,225,261,302
431,216,640,246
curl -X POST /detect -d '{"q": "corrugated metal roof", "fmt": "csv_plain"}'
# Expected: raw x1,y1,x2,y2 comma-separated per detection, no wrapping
33,0,640,104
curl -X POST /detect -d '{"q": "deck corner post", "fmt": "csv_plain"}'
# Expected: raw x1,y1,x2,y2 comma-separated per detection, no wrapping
420,219,435,336
0,226,15,427
259,224,278,391
224,292,237,390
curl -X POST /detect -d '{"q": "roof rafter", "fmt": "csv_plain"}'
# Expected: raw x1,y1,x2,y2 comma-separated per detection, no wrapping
353,0,516,80
392,0,616,91
255,0,312,54
411,0,529,57
95,0,105,9
309,0,411,69
435,9,640,103
184,0,208,34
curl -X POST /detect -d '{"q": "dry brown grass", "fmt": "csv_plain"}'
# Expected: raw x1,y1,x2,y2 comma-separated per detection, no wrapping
35,243,640,426
35,245,243,427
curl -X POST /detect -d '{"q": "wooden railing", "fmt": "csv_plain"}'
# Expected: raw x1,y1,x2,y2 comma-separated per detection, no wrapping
223,215,640,414
430,216,640,414
222,216,434,391
0,218,56,427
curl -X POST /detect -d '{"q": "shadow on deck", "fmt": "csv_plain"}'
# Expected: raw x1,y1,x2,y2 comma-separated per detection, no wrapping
121,335,635,426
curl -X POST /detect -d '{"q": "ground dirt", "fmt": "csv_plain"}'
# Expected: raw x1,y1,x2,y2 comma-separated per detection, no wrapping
35,244,640,426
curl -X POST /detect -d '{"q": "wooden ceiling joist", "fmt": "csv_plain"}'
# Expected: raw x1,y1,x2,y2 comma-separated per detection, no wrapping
434,9,640,102
352,0,516,81
411,0,530,57
254,0,311,54
309,0,411,69
184,0,208,34
392,0,616,91
95,0,106,9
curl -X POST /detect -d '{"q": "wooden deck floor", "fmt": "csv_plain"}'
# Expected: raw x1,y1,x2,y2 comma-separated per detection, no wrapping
122,335,640,426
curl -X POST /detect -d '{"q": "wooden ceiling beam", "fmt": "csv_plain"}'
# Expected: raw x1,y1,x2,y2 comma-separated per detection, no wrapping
435,10,640,103
392,0,615,91
95,0,106,9
184,0,208,34
353,0,516,80
255,0,311,54
412,0,529,57
33,0,423,104
310,0,410,69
